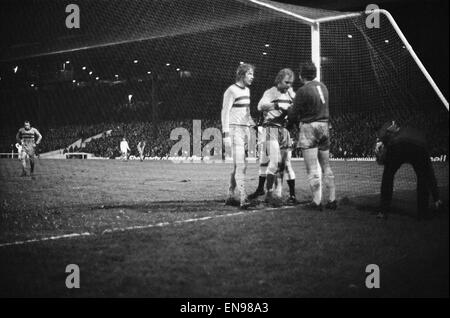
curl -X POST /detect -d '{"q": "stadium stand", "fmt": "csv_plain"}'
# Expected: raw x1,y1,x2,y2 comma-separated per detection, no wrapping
0,0,447,165
2,104,446,159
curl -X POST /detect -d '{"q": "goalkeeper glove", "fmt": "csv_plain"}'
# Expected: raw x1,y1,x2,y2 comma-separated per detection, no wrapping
286,120,295,131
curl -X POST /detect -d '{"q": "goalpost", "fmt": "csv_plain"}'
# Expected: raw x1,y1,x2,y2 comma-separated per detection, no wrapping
317,9,448,110
1,1,447,185
250,0,448,110
244,0,448,198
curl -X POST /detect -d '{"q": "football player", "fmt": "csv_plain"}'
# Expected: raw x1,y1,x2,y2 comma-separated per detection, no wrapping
16,120,42,178
250,68,297,206
120,137,130,160
288,61,337,211
137,140,146,161
221,63,256,209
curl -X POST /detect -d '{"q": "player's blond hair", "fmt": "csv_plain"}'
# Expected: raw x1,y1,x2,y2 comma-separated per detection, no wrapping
274,68,294,85
235,63,255,82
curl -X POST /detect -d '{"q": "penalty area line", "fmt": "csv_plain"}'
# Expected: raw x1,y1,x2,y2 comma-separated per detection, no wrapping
0,205,293,248
0,232,93,247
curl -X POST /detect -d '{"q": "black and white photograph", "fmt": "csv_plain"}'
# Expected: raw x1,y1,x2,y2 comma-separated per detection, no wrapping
0,0,448,303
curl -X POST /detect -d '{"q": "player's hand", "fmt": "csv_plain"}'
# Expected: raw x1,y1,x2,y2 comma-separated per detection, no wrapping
223,136,231,148
374,140,386,165
223,136,232,158
433,200,443,212
273,101,280,110
286,120,295,131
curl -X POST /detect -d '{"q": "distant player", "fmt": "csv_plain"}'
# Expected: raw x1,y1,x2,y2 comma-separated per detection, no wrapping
221,63,256,209
120,137,130,160
137,140,146,161
374,121,443,220
249,68,297,206
288,61,336,211
16,120,42,178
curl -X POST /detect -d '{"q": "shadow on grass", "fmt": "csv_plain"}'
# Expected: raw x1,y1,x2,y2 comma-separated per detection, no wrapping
340,187,449,221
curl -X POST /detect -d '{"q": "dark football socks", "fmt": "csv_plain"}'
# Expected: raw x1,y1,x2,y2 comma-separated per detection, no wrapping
257,176,266,192
266,174,275,191
287,179,295,197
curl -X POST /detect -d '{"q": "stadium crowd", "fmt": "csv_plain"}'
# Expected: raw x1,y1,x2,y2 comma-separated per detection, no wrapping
1,108,447,159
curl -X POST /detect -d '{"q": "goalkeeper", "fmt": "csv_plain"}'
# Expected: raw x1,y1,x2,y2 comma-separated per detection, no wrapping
374,121,443,220
16,120,42,178
287,61,336,211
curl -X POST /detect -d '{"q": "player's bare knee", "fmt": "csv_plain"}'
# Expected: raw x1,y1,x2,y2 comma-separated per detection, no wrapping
267,163,278,175
324,168,334,179
308,170,321,183
308,175,321,191
235,163,246,173
285,163,295,179
287,171,296,180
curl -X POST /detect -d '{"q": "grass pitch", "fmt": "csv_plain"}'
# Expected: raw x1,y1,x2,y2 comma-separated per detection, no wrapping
0,159,448,297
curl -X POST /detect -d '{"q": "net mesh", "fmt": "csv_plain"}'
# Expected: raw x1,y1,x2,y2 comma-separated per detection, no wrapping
0,0,448,199
321,14,448,158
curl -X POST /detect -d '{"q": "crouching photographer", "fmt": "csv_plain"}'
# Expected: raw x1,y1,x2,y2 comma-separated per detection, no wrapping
374,121,443,220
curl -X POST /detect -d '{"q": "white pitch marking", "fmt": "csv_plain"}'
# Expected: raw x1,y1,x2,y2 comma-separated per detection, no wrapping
0,206,294,248
0,232,92,247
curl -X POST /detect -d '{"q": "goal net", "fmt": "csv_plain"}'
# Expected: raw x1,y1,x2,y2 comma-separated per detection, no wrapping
0,0,448,203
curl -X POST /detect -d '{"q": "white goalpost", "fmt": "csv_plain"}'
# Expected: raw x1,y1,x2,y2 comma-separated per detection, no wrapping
249,0,449,111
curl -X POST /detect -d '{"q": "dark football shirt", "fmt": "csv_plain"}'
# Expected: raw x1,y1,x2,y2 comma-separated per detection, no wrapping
291,81,329,124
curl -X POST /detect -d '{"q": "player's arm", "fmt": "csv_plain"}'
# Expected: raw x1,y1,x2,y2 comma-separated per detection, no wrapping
221,88,234,137
287,87,296,100
34,128,42,145
16,130,22,144
287,89,304,128
281,88,296,114
257,89,277,111
248,90,257,128
374,139,387,165
249,116,256,127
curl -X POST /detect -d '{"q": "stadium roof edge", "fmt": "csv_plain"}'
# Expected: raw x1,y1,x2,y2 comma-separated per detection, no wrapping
0,0,360,62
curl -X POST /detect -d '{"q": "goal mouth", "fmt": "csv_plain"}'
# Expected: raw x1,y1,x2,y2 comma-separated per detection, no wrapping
0,0,448,202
